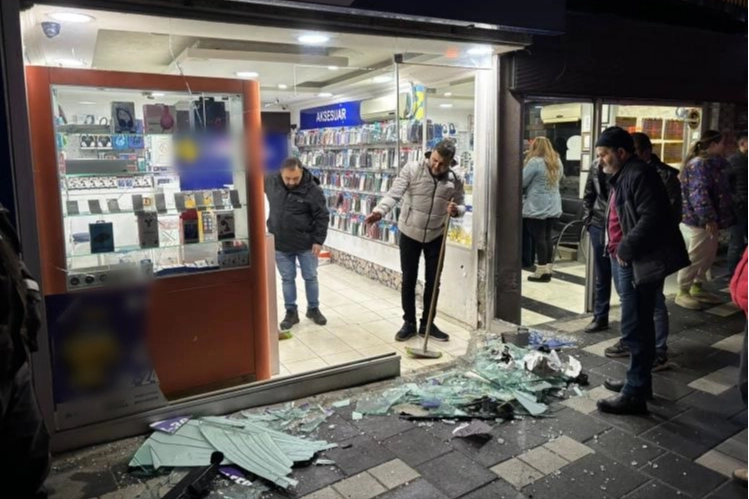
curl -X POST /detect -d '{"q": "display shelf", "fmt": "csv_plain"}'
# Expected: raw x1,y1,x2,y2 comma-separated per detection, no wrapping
310,166,398,173
67,237,250,258
63,205,246,218
328,226,399,248
321,186,391,197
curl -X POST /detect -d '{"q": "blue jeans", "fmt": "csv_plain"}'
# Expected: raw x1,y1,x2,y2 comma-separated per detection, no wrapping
275,251,320,312
654,284,669,357
589,226,612,323
612,259,658,401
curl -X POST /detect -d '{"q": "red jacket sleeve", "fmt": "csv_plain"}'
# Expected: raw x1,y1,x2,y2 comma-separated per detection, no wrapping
730,249,748,317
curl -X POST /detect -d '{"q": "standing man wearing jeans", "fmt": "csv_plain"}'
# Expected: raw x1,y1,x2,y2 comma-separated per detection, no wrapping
593,127,689,415
265,158,330,331
365,139,465,343
582,159,613,333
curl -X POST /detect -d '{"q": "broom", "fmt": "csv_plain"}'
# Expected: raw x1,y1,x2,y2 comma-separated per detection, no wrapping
406,206,453,359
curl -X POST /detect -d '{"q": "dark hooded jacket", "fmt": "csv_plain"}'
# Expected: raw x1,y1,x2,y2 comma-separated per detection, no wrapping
265,168,329,253
608,157,690,285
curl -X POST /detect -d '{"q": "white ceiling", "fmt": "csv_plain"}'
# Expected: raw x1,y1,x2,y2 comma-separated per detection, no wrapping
22,5,518,112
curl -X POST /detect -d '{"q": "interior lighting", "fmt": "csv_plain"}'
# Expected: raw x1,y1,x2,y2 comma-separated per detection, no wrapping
443,92,453,97
298,34,330,45
440,103,454,108
467,46,493,56
278,84,289,90
49,12,95,23
235,71,259,78
56,58,85,67
373,75,393,83
317,92,333,98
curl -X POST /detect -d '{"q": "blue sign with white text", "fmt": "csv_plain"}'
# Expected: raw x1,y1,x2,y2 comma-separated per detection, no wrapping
300,102,362,130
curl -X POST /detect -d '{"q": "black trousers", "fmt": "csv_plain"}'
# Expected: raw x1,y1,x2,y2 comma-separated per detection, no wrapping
400,233,443,325
524,218,556,266
0,362,50,498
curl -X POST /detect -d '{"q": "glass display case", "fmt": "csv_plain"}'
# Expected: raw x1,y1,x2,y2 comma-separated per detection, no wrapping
52,85,250,291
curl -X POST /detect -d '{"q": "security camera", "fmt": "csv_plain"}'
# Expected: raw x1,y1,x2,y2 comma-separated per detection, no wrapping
41,22,61,39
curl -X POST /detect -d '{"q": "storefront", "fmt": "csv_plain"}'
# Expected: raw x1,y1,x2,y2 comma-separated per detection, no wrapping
490,11,748,327
0,0,563,452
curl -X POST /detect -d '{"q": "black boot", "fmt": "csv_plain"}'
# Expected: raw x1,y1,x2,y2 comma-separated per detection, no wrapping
603,378,653,400
419,322,450,342
596,394,648,415
395,322,417,342
584,319,609,333
280,310,300,331
306,308,327,326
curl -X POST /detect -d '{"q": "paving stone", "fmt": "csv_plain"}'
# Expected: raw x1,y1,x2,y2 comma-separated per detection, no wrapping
301,486,343,499
621,480,688,499
99,484,147,499
47,470,119,499
376,478,448,499
677,327,730,346
290,461,347,497
332,472,387,499
534,408,612,443
517,446,569,475
716,437,749,464
585,428,664,469
696,450,747,478
457,479,526,499
643,452,727,498
416,451,497,498
367,459,420,490
490,458,544,489
584,338,624,358
640,409,743,460
706,479,749,499
458,420,550,468
730,409,747,427
523,453,648,499
689,376,733,396
561,395,599,414
325,435,396,476
678,390,747,420
712,333,745,353
543,435,594,463
314,415,363,442
383,428,453,467
351,415,415,441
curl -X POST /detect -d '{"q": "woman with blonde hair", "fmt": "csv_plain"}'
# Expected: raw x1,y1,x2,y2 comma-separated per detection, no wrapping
523,137,563,282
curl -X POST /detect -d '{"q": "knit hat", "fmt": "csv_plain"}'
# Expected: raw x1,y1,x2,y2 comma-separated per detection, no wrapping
595,127,635,153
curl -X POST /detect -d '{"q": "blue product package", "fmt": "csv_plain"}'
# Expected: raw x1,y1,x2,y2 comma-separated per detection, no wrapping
89,222,115,253
112,134,129,150
128,135,145,149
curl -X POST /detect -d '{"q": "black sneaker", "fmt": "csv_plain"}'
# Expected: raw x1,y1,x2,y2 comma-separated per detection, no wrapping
280,310,300,331
584,319,609,333
652,356,670,372
395,322,417,342
604,340,630,358
418,322,450,342
306,308,327,326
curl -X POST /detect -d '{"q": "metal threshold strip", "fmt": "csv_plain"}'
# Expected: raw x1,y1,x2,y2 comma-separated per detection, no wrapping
50,353,400,454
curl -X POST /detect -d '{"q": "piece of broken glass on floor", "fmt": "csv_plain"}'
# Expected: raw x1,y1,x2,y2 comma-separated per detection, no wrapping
528,329,577,351
150,416,192,434
452,421,493,442
354,336,582,419
130,417,335,490
240,402,332,434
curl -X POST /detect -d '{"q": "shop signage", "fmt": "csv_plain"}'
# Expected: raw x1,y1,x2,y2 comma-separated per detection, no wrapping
299,102,362,130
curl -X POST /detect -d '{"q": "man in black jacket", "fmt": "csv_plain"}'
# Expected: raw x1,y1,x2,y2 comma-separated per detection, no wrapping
0,204,49,498
265,158,330,331
728,131,748,276
582,159,612,333
594,127,690,415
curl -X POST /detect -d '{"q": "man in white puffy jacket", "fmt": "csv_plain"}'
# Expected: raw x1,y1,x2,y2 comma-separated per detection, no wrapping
365,139,466,342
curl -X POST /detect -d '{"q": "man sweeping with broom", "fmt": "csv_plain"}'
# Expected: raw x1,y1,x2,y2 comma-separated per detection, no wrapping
365,139,466,351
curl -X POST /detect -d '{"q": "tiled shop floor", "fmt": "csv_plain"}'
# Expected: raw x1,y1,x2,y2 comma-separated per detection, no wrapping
46,276,747,499
275,264,473,376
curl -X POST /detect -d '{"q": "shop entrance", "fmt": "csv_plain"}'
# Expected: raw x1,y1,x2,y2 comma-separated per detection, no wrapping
519,99,702,327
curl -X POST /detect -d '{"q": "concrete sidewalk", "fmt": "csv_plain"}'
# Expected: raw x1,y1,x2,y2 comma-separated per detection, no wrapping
46,281,747,499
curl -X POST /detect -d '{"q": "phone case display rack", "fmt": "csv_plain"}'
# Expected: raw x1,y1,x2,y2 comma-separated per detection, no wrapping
56,109,250,290
26,67,271,397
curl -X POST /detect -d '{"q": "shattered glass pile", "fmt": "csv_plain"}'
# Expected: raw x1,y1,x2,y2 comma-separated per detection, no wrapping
130,414,336,489
355,335,581,419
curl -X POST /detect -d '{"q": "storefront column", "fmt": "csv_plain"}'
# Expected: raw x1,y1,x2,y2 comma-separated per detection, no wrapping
493,55,523,324
0,0,56,430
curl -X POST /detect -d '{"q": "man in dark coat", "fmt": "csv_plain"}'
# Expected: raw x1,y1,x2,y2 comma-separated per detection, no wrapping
582,159,612,333
0,203,49,498
265,158,329,331
594,127,690,415
728,131,748,276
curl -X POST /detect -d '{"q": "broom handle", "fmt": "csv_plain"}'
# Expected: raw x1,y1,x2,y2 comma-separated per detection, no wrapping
422,201,452,351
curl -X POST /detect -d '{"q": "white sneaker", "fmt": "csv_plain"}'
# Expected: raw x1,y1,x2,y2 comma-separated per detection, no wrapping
675,292,703,310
